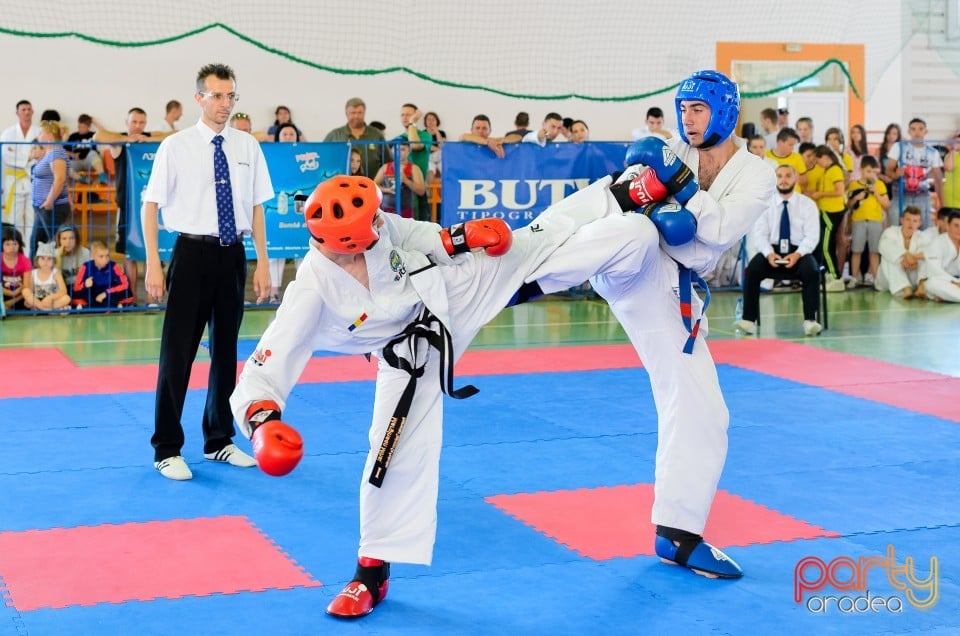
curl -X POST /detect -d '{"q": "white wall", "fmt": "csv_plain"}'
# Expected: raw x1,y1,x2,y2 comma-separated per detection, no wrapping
0,29,667,142
0,2,920,142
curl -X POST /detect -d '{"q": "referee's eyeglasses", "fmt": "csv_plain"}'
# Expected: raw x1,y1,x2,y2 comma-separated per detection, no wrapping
199,92,239,104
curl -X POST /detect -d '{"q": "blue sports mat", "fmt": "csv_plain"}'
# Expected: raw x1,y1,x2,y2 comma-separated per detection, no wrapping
0,365,957,634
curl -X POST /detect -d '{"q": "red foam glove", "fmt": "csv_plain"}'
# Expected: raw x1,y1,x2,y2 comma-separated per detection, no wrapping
440,219,513,257
247,401,304,477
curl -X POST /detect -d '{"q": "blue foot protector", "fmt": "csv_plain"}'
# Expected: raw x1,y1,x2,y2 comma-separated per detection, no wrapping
654,527,743,579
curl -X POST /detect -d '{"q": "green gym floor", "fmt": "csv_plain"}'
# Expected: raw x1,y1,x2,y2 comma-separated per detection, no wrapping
2,288,958,377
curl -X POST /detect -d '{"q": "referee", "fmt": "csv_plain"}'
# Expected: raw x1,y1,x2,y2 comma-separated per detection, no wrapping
142,63,273,481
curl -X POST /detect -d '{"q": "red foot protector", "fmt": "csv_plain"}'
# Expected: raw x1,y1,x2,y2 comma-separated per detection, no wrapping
0,516,319,611
487,484,839,560
326,557,390,618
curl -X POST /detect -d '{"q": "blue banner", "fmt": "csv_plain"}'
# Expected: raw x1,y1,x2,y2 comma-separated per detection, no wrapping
439,141,629,229
126,143,165,262
259,142,350,258
126,141,350,261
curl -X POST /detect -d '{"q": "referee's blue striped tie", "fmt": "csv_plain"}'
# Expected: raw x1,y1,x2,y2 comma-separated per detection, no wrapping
212,135,237,245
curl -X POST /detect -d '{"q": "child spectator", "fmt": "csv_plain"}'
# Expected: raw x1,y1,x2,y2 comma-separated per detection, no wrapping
2,226,31,311
350,147,364,176
72,240,133,309
846,156,890,287
22,241,70,311
373,142,425,218
55,225,90,288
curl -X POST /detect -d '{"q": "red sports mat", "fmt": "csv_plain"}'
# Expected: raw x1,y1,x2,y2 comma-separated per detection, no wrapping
0,516,319,611
487,484,839,560
2,341,958,422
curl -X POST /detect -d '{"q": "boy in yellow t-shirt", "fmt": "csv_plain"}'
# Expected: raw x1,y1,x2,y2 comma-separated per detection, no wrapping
845,155,890,287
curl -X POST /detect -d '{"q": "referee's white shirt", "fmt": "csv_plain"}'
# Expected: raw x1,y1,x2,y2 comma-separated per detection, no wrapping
143,119,274,237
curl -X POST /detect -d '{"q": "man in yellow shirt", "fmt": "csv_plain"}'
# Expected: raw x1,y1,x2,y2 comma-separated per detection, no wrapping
765,127,807,191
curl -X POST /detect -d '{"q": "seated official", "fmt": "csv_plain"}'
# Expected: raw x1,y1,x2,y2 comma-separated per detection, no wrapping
737,164,823,336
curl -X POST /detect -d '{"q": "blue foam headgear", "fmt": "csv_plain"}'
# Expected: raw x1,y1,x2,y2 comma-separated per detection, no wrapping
675,70,740,149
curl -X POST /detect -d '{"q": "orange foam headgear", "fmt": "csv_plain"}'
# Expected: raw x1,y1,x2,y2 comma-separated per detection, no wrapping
303,176,382,254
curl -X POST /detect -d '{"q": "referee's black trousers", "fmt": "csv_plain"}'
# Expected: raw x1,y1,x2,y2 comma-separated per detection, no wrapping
151,235,246,461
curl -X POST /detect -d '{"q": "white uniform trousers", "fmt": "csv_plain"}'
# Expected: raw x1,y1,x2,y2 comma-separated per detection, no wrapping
529,213,728,535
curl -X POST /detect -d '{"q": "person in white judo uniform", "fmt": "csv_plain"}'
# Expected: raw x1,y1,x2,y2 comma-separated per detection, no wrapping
231,69,772,619
228,170,680,617
526,70,775,580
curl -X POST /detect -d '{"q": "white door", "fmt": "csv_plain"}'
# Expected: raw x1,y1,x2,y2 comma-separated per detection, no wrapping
786,93,848,143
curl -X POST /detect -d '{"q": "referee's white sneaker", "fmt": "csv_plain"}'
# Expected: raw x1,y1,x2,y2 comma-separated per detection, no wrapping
155,456,193,481
803,320,823,337
204,444,257,468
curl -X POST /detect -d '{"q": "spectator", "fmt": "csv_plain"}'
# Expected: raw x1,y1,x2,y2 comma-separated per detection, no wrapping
876,205,929,298
369,121,386,132
394,103,432,221
923,208,960,302
631,106,673,141
66,114,103,180
845,155,889,288
777,107,789,130
1,100,40,256
798,142,817,173
877,123,902,225
824,127,854,179
458,114,506,158
273,122,300,143
559,117,574,142
922,206,953,243
423,111,446,145
349,147,364,176
736,164,822,336
29,121,73,258
759,107,778,150
22,241,70,311
765,127,806,190
71,239,133,309
422,111,445,181
266,122,302,303
505,111,530,138
267,105,305,139
1,226,30,311
568,119,589,143
885,118,943,230
229,112,270,141
748,135,779,169
373,142,425,218
324,97,389,178
940,133,960,208
94,108,172,305
521,112,564,146
795,116,814,145
848,124,870,180
809,145,848,291
163,100,182,132
40,110,62,126
54,225,89,288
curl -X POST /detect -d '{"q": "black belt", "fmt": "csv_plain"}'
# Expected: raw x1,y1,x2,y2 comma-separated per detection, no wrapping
178,232,242,247
368,306,478,488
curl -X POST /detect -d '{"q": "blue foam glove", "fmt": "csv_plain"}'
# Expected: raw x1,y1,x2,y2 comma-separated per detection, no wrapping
640,201,697,246
625,137,698,205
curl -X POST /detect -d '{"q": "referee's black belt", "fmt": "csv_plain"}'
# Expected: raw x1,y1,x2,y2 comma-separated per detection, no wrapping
178,232,243,247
